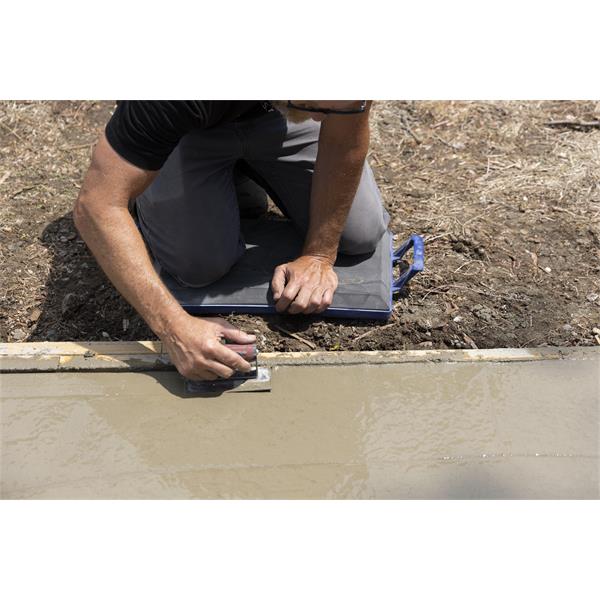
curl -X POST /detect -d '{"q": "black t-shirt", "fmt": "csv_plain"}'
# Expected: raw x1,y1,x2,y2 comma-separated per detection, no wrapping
105,100,265,171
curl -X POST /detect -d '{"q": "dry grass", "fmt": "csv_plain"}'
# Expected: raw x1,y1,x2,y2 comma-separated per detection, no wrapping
1,100,599,349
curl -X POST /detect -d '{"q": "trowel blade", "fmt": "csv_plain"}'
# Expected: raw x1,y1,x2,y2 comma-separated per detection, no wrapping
184,367,271,395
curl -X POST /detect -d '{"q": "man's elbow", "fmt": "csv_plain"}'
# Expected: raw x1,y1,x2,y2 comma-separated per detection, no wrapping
73,189,95,235
73,186,112,238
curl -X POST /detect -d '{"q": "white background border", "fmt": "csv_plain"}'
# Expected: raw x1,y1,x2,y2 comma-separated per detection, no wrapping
1,1,598,597
1,501,598,599
1,1,599,99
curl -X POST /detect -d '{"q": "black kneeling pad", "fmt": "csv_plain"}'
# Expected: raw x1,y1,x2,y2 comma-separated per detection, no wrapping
156,217,423,320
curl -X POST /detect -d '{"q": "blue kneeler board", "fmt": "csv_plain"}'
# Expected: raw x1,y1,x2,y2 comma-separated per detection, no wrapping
156,218,424,320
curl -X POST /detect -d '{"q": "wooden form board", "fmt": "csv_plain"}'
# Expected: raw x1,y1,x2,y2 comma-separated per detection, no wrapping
1,341,598,373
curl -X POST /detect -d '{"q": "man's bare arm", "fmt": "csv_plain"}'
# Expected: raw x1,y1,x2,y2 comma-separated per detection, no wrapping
74,134,254,379
303,102,372,261
271,102,372,314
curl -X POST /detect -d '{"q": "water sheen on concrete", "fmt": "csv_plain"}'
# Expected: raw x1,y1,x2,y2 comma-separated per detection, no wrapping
1,352,598,498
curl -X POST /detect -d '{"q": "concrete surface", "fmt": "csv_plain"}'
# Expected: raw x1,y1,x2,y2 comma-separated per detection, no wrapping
1,348,598,499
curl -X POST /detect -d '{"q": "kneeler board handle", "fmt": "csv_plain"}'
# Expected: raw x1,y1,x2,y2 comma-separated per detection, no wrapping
392,234,424,292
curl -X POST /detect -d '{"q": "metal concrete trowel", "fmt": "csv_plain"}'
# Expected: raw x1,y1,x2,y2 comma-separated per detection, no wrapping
183,343,271,395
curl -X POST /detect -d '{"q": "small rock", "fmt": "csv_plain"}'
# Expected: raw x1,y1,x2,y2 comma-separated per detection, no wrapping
427,317,446,330
416,318,432,331
101,331,110,339
472,305,493,323
61,292,79,315
453,315,463,322
418,341,433,348
562,324,573,331
586,293,599,303
11,328,27,341
28,308,42,322
592,327,600,335
415,316,446,331
543,266,552,273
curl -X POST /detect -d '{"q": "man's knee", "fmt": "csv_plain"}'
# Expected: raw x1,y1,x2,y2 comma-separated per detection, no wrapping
338,216,387,255
169,241,243,288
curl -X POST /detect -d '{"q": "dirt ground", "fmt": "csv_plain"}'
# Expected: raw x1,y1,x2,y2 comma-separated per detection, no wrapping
1,100,599,351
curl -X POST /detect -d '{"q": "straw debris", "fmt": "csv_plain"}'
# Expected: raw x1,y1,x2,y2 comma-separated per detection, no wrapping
1,101,599,350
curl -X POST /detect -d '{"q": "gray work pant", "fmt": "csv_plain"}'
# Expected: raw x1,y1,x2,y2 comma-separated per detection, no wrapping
134,109,389,287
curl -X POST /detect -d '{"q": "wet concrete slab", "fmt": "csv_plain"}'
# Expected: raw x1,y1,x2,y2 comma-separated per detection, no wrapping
1,350,598,499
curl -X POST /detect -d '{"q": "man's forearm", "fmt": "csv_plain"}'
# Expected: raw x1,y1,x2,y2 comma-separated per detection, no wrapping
302,116,371,263
74,200,186,338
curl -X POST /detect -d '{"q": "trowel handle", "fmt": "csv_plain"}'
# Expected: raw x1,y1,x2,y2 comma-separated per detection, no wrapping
224,343,257,362
392,234,425,292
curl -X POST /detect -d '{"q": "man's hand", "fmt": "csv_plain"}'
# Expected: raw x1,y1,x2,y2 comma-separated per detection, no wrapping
271,255,338,314
161,314,256,380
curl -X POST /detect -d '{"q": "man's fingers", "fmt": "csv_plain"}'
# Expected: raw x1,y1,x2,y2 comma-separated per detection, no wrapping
317,288,334,312
304,287,326,314
178,359,223,381
271,265,287,301
179,353,244,381
288,285,319,315
275,281,301,313
288,286,318,314
205,360,236,379
211,342,254,373
220,324,256,345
